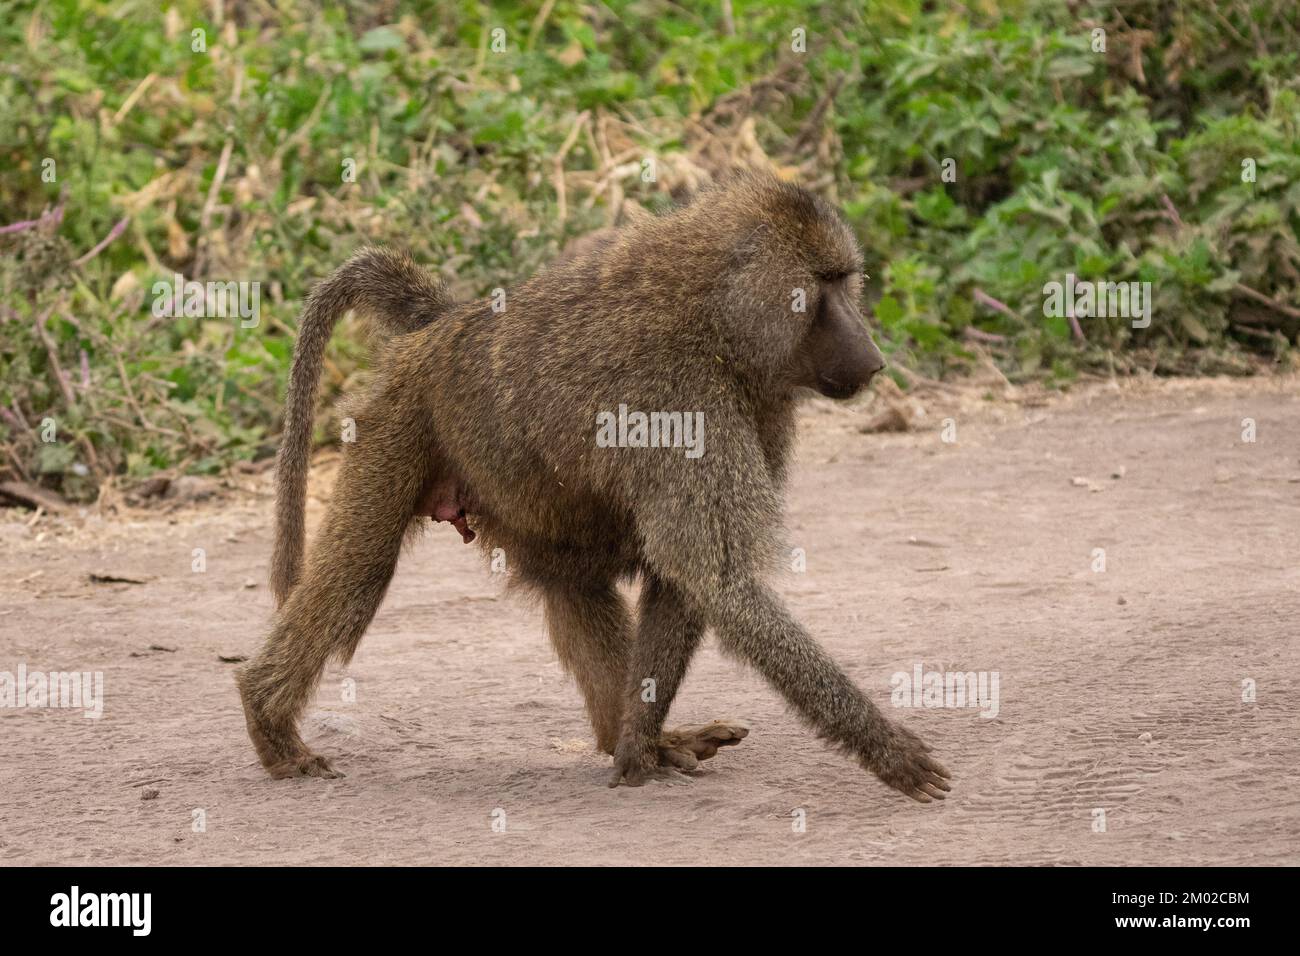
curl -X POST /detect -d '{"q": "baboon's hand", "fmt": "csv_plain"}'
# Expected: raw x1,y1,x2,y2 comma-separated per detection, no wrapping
608,745,690,787
866,723,951,803
609,720,750,785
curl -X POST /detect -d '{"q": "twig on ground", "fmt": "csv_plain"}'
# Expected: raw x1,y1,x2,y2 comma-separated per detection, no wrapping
72,217,129,268
0,204,64,236
790,74,844,154
1232,283,1300,321
194,137,234,273
33,304,76,406
972,288,1019,322
963,326,1007,344
1161,193,1185,230
526,0,558,51
553,110,591,225
111,73,156,125
890,363,961,394
3,443,33,483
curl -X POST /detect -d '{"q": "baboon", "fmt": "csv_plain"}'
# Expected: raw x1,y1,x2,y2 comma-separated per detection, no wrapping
237,169,951,801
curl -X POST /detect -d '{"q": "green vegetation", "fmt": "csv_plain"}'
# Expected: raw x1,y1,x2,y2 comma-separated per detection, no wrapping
2,1,1297,498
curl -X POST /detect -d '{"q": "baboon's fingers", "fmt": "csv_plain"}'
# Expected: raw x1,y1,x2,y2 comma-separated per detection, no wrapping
898,764,951,802
609,757,651,787
610,763,693,787
302,760,343,780
922,756,952,780
266,753,342,780
609,769,642,788
870,729,953,804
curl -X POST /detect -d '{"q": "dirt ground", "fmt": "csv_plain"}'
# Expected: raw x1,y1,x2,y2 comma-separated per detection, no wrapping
1,375,1297,866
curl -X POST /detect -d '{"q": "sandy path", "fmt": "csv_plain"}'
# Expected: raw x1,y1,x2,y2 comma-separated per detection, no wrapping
1,377,1297,866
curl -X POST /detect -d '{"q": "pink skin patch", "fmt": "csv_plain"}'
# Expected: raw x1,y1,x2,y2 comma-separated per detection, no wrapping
417,477,476,544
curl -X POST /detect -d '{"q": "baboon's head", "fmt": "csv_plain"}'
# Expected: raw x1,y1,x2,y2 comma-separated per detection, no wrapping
787,245,885,401
713,172,886,400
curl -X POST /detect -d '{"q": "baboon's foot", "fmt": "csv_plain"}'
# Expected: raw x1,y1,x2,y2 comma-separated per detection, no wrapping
237,672,342,780
865,723,951,804
656,720,749,772
608,720,749,786
245,714,342,780
264,751,342,780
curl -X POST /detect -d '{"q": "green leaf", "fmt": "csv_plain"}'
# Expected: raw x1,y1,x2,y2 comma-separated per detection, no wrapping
359,27,404,53
37,443,77,475
874,295,904,328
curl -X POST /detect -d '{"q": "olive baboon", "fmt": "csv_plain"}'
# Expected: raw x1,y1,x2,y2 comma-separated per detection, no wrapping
237,170,951,801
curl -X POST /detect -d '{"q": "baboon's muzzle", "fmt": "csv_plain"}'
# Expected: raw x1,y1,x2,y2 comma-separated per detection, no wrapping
810,285,886,399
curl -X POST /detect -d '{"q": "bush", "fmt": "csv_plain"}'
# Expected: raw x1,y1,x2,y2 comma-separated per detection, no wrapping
1,0,1297,496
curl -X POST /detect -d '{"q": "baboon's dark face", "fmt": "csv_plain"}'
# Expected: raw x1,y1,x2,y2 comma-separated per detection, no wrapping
728,180,885,400
791,274,886,399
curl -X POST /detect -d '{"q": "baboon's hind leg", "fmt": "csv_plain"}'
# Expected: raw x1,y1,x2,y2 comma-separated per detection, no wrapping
656,720,749,772
237,405,432,778
543,583,631,755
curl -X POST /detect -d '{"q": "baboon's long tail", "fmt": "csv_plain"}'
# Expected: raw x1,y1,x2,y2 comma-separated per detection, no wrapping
270,247,452,606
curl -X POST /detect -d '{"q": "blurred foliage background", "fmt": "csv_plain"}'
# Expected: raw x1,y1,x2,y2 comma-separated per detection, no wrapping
1,0,1298,499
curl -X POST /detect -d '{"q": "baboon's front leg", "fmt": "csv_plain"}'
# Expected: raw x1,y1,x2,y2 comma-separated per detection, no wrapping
542,583,632,754
709,578,949,801
237,397,433,779
610,575,703,784
629,434,951,802
609,575,748,785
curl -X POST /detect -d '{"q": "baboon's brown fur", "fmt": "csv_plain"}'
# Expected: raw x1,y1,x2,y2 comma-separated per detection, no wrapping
237,170,951,801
